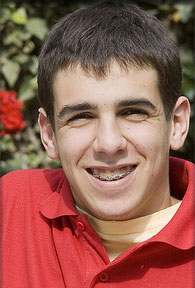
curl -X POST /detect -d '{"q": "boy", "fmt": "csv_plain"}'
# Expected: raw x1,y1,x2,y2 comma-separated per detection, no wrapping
2,1,194,287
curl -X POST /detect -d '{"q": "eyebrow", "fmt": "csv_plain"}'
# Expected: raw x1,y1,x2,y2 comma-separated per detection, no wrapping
117,98,156,111
57,98,157,119
58,102,97,119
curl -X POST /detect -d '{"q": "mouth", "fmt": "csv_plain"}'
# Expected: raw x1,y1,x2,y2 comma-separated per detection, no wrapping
87,165,136,181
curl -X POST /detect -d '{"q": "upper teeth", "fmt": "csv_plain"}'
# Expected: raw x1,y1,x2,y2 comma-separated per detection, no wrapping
91,166,133,181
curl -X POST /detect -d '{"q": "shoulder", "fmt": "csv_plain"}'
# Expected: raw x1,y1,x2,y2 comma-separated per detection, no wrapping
1,168,64,184
1,169,65,204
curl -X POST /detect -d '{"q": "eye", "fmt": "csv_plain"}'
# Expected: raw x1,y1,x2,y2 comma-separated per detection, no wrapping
68,113,93,121
67,112,94,126
120,108,149,121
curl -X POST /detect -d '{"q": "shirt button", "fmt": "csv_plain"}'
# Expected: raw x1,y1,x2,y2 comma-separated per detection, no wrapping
99,272,109,282
77,221,86,231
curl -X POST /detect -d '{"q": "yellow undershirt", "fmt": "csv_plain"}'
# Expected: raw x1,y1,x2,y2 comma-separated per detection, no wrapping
76,198,181,262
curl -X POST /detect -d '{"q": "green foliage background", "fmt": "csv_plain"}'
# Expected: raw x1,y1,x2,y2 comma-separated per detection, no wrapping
0,1,194,176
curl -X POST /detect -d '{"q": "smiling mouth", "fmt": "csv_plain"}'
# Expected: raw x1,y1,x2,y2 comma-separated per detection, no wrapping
87,165,136,181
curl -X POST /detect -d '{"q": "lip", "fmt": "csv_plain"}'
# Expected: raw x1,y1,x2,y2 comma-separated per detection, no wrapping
85,164,137,191
86,164,136,170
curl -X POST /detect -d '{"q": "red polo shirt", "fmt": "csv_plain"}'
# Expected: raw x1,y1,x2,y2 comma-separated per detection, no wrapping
1,157,194,287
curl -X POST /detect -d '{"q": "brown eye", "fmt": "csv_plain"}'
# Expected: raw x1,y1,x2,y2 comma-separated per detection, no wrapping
67,113,95,127
68,113,93,122
121,108,148,121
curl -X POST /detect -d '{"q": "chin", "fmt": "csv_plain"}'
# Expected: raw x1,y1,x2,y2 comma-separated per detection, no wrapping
91,206,133,221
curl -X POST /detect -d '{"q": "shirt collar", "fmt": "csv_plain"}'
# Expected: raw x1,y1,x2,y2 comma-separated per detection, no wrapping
148,157,194,249
39,172,78,219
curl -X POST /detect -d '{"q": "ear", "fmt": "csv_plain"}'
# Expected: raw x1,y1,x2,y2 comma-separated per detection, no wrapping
170,96,190,151
38,108,59,159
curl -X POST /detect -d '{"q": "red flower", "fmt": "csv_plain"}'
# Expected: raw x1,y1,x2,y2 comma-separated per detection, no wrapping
0,90,26,137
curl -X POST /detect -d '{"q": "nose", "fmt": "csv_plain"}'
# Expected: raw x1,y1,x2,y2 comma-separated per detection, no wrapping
93,117,127,155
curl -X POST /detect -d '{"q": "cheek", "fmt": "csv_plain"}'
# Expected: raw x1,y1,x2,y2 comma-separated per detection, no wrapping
56,126,95,163
124,123,169,156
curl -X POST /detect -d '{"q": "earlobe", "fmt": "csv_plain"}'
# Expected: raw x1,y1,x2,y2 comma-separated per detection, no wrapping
38,108,59,159
170,96,190,151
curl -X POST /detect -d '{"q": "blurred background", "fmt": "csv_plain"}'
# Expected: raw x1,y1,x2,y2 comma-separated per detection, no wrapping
0,0,194,176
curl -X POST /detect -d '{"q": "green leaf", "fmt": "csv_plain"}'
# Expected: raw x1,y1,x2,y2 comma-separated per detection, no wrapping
1,60,20,87
158,4,170,11
180,49,193,64
1,153,29,171
1,47,18,62
29,153,42,167
19,76,37,102
174,4,194,23
13,53,30,65
23,40,35,54
11,7,27,25
0,135,16,152
28,56,38,75
26,18,48,40
3,31,23,47
183,64,195,80
0,8,11,25
182,77,195,101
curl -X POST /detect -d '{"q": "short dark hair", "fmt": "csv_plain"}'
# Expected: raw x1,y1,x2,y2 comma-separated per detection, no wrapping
38,0,182,125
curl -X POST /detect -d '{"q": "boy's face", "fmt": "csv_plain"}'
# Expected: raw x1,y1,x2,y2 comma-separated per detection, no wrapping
40,63,188,220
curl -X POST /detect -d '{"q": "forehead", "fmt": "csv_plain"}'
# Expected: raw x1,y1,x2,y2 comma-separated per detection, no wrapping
53,63,161,108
